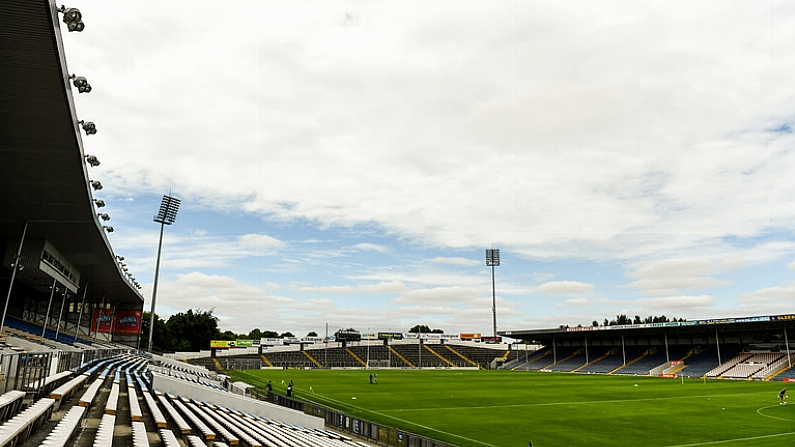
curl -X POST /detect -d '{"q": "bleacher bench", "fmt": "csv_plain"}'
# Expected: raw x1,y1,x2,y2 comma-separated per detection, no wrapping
39,405,86,447
79,376,105,407
158,395,191,434
184,400,237,445
0,398,55,447
141,391,167,428
93,414,115,447
186,435,207,447
128,385,142,422
105,383,119,415
132,421,149,447
0,391,25,423
172,399,215,441
50,374,88,409
159,429,181,447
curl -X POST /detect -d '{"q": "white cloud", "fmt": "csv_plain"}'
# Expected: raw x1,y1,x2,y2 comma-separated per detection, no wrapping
635,295,716,309
536,281,595,295
739,282,795,304
562,298,592,307
428,257,480,266
298,280,406,295
68,1,795,262
154,272,292,330
351,243,389,253
626,258,733,296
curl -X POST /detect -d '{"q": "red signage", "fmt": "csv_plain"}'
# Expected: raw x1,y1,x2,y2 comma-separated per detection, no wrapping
659,374,677,378
91,309,142,334
115,310,142,334
92,309,114,333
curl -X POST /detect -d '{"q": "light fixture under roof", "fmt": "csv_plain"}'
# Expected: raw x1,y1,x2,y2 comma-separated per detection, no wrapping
58,6,85,32
103,226,114,233
97,213,110,221
70,74,92,93
94,199,105,208
89,180,102,190
79,120,97,135
85,155,100,167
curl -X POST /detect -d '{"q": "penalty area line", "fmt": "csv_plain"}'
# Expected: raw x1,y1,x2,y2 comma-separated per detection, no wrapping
662,431,795,447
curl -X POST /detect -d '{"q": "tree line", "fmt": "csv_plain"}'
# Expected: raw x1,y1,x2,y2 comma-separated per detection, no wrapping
591,314,685,327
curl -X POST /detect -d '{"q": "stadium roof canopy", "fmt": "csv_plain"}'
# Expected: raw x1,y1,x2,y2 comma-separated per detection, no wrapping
501,314,795,346
0,0,144,306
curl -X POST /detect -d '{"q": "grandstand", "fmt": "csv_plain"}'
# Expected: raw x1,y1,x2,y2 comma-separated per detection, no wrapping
182,340,509,371
502,315,795,381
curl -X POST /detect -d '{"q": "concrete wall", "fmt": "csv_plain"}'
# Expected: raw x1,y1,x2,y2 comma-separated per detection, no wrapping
150,372,323,429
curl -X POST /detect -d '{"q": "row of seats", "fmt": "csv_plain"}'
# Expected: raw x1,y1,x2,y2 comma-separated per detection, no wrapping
4,315,93,346
0,351,376,447
0,397,55,447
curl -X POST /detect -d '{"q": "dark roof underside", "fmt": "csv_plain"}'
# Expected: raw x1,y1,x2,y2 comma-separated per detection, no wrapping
0,0,143,306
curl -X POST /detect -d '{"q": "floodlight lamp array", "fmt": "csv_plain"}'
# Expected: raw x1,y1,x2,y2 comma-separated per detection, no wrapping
154,195,181,225
485,249,501,267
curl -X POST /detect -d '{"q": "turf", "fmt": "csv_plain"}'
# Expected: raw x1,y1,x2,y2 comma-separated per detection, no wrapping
227,369,795,447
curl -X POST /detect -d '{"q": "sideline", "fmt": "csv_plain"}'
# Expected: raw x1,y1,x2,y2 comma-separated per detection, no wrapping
662,431,795,447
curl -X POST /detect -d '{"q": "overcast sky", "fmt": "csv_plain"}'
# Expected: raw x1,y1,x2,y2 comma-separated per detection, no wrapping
61,1,795,338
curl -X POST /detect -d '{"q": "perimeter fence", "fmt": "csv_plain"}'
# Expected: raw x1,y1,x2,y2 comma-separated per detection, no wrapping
269,392,460,447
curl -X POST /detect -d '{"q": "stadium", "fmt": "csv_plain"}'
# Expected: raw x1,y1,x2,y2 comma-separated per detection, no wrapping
2,1,795,447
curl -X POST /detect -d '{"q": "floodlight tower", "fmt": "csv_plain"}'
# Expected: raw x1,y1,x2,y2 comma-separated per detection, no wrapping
485,249,501,338
147,194,180,352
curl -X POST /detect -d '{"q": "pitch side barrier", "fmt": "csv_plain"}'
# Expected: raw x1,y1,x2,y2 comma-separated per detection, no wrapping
268,392,460,447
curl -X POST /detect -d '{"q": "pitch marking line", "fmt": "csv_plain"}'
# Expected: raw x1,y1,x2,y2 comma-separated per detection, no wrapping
661,431,795,447
374,391,772,412
756,404,795,422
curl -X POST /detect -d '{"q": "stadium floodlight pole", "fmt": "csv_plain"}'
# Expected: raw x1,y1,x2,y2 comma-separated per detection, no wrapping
147,194,180,352
485,249,501,338
1,221,28,335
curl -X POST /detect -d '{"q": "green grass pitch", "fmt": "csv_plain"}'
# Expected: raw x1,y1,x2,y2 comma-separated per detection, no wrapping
228,369,795,447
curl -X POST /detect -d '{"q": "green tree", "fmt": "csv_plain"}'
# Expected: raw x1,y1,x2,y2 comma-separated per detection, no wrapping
164,309,221,351
247,328,264,340
409,324,431,333
307,331,318,337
